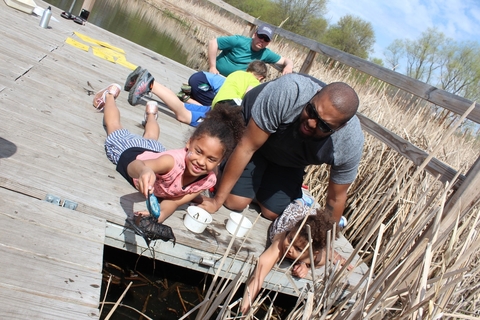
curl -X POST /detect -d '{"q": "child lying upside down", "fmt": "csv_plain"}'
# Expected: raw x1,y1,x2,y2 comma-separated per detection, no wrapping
241,206,352,314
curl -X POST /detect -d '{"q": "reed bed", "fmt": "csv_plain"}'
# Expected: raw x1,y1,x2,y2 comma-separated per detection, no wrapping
136,0,480,318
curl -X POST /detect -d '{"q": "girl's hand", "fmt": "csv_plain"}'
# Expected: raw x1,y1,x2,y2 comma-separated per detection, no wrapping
137,167,156,197
292,262,309,278
333,251,354,271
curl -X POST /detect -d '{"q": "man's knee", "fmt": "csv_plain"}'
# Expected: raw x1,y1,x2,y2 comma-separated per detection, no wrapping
259,205,279,221
224,195,251,212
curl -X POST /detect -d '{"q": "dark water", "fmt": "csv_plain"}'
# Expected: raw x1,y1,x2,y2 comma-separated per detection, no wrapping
45,0,189,65
100,245,295,319
101,245,208,319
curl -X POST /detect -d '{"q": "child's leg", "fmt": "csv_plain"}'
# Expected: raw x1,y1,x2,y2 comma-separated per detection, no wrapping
143,101,160,140
151,81,193,124
93,84,122,135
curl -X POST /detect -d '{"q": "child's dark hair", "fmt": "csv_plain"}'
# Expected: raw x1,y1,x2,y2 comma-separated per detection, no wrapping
246,60,268,80
289,211,335,252
190,103,245,159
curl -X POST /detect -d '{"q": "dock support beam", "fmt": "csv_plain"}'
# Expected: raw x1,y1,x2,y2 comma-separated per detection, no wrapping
79,0,96,20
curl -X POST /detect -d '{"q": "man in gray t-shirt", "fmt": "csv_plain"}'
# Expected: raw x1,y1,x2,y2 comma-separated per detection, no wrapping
200,73,364,223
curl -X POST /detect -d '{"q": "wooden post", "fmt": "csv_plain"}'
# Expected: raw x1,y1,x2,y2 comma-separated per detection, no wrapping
299,50,317,74
437,155,480,240
79,0,96,20
243,22,256,37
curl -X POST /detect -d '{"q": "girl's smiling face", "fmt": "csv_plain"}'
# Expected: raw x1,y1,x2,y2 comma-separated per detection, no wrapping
185,136,224,176
283,230,310,262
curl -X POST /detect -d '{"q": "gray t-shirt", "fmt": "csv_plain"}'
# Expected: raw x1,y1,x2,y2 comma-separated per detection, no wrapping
242,73,364,185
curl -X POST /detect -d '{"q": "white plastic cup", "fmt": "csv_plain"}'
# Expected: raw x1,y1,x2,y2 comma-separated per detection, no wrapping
184,206,212,233
226,212,252,237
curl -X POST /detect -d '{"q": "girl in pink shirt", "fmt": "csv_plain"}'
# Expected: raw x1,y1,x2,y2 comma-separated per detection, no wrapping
94,84,245,224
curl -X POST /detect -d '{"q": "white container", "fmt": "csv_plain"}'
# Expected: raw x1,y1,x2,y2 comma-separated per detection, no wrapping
226,212,252,237
184,206,212,233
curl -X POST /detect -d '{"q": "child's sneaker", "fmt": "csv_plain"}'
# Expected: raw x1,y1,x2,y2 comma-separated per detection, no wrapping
176,91,190,103
124,66,144,91
128,69,154,106
92,83,121,111
181,84,191,94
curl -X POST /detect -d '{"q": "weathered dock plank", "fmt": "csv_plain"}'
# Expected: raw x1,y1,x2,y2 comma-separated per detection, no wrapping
0,188,104,319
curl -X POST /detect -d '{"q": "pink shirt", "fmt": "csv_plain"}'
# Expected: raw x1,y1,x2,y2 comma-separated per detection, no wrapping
134,148,216,198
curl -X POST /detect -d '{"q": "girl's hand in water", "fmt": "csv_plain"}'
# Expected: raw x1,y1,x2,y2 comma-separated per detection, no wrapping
292,262,309,278
333,251,354,271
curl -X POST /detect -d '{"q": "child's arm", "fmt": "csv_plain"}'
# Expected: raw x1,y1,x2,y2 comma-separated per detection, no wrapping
292,261,310,278
292,249,354,278
127,155,175,197
156,192,203,223
240,235,283,314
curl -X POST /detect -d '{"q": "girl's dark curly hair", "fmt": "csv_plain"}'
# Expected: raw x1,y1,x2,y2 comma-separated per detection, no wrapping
289,211,335,252
189,102,245,159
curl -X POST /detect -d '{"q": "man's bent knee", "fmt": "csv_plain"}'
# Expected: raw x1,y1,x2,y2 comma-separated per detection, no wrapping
224,194,251,212
259,205,279,221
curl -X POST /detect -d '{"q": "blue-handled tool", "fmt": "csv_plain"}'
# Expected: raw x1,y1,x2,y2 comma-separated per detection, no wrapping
146,193,161,219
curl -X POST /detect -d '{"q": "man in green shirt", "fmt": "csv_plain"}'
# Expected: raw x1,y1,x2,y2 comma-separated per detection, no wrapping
208,24,294,77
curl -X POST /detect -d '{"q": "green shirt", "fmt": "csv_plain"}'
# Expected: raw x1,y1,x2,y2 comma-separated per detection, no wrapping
216,35,281,76
211,71,260,108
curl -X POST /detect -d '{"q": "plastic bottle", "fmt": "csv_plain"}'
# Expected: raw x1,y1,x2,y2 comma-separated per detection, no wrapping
339,216,348,228
39,6,52,29
299,185,314,207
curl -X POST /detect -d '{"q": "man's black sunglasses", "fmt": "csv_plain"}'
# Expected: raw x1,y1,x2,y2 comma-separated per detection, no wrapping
305,102,335,133
257,34,271,42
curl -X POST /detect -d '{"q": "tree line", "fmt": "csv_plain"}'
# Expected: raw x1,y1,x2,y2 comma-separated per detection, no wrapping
224,0,480,104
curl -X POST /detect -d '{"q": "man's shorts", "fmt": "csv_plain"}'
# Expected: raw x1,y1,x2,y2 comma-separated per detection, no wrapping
188,72,216,106
229,151,304,215
184,103,211,127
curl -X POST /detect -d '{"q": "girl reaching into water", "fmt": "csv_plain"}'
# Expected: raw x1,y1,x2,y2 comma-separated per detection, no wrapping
240,210,352,314
93,83,245,224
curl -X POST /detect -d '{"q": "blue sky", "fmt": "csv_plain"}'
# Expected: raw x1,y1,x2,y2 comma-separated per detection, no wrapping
326,0,480,62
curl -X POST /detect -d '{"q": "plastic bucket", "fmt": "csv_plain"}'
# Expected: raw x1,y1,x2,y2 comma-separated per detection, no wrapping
184,206,212,233
226,212,252,237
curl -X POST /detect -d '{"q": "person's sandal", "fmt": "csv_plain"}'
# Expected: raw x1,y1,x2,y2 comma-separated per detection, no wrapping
92,83,121,111
144,101,158,122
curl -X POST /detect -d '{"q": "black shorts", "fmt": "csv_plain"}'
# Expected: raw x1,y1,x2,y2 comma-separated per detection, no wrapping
116,147,159,187
229,152,304,215
188,72,216,106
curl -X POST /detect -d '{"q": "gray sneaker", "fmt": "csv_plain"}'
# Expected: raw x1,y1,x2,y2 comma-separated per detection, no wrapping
124,66,144,91
128,69,154,106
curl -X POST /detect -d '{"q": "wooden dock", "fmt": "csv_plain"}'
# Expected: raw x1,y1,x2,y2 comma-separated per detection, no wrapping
0,1,367,318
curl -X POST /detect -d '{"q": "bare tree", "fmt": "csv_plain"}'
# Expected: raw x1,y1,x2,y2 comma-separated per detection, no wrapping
384,39,404,71
439,41,480,101
404,28,444,82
